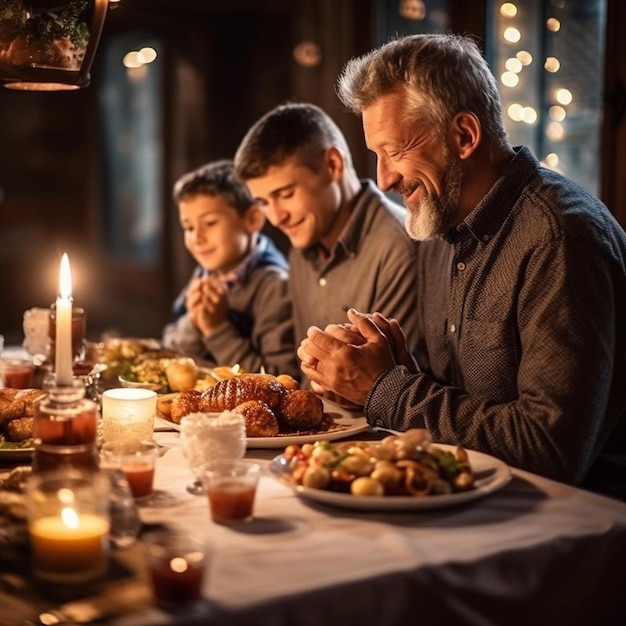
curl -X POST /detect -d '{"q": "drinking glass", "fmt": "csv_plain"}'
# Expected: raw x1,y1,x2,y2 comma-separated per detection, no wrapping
178,411,246,495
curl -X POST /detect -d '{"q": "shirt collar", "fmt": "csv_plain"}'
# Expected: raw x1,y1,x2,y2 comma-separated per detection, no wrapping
448,146,539,244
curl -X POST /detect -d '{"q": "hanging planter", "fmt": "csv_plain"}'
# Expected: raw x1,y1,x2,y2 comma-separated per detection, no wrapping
0,0,110,90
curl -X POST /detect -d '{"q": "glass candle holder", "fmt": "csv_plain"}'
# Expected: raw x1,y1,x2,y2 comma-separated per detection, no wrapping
49,304,87,364
33,379,99,474
101,388,157,443
26,469,111,584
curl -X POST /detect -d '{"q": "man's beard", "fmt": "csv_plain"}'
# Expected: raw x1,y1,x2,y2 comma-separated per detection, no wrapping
394,154,464,241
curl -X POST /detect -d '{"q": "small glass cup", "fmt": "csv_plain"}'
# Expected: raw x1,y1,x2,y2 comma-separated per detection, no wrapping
203,460,260,524
101,439,159,499
1,357,35,389
25,469,111,584
142,528,210,611
101,388,157,443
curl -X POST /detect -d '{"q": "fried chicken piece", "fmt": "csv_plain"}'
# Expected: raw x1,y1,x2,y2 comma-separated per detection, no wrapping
200,374,287,413
278,389,324,431
170,390,201,424
15,389,46,416
6,417,34,442
235,400,280,437
0,389,25,428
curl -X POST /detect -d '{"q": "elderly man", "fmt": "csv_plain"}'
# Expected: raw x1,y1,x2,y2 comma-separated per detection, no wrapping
298,34,626,500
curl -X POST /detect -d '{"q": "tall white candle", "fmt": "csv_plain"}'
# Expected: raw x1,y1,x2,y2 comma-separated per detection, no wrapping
55,253,74,386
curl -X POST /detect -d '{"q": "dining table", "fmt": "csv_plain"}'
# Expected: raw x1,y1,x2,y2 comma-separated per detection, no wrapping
1,371,626,625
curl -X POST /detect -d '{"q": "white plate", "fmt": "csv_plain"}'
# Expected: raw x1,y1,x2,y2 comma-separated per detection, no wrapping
269,444,511,511
155,398,371,448
155,414,371,448
0,447,34,462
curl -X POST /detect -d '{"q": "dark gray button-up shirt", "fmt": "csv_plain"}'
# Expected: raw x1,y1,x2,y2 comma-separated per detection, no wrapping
366,147,626,500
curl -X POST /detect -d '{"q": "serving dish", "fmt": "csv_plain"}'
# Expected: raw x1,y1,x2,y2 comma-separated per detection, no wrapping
269,444,511,511
156,413,370,448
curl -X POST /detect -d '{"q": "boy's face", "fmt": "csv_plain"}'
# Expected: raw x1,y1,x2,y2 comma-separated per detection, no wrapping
179,194,256,274
244,156,341,250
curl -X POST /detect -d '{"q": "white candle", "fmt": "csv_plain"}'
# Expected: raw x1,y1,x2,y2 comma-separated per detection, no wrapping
55,253,74,386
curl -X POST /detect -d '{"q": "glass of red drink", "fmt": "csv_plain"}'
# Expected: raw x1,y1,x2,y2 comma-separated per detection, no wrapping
142,528,210,610
100,439,159,499
203,460,260,524
0,358,35,388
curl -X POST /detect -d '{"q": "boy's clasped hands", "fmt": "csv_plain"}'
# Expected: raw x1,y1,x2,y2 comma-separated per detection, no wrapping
186,275,229,337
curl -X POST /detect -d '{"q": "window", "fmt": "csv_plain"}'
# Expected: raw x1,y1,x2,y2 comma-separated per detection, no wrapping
98,32,163,265
487,0,607,195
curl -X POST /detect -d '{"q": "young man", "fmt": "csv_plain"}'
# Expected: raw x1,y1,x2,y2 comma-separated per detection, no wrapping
234,103,419,391
298,34,626,500
162,159,297,377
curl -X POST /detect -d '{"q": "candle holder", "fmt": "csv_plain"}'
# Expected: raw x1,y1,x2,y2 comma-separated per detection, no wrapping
32,376,99,474
48,303,87,365
25,469,111,584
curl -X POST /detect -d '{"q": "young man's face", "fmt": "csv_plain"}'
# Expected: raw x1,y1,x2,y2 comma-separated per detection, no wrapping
178,195,255,274
244,157,341,250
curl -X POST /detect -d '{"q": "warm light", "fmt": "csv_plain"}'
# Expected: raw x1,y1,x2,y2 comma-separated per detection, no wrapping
544,153,560,168
544,57,560,72
521,107,538,124
505,57,523,73
138,47,157,64
58,488,75,505
555,88,573,105
503,27,521,43
59,253,72,300
547,122,565,140
170,557,189,573
500,2,518,17
549,105,566,122
516,50,533,66
123,51,142,69
546,17,561,32
507,103,524,121
501,71,520,87
61,507,79,529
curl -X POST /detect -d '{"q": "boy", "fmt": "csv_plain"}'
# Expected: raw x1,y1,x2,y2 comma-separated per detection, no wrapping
162,159,297,378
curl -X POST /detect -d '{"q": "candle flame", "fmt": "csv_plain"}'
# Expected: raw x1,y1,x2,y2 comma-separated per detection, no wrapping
61,506,80,529
59,253,73,300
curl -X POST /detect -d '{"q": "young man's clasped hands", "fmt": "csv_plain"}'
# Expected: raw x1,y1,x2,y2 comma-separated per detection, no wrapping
298,309,418,407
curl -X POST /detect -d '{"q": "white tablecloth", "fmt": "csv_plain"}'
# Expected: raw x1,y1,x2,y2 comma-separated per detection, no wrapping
118,432,626,625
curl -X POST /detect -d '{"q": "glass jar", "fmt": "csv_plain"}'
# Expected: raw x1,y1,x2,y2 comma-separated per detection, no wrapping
33,379,99,474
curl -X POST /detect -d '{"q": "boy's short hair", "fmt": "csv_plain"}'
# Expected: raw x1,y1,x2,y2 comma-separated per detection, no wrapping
173,159,254,216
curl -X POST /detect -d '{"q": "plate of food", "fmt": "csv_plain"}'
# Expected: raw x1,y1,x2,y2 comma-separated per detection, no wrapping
0,388,45,461
155,373,371,448
269,433,511,511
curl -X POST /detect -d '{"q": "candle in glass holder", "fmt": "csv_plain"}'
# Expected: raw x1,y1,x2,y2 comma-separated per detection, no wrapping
55,254,74,387
26,470,110,583
102,388,157,443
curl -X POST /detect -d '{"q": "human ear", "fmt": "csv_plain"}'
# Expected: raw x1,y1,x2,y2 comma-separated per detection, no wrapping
451,111,481,160
325,146,345,182
244,204,266,234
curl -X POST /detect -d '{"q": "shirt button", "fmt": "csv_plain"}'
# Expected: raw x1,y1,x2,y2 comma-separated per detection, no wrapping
450,324,456,333
457,262,466,271
318,277,327,287
482,234,490,242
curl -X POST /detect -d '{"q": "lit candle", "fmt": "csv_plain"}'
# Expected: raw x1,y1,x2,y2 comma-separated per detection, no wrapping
29,507,110,582
55,253,74,386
